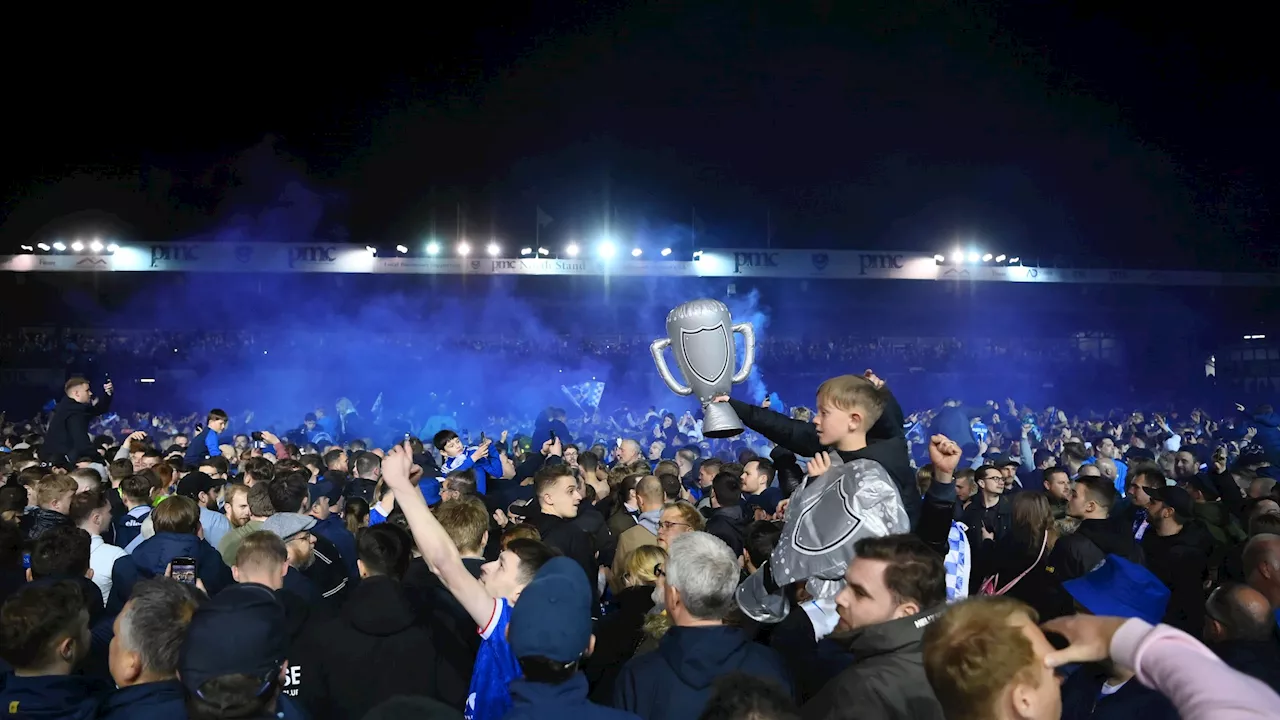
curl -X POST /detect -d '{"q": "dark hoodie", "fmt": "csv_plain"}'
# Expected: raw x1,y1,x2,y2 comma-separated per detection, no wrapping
115,531,233,600
802,608,946,720
0,673,110,720
612,625,791,720
728,392,919,526
524,508,599,605
704,505,748,558
293,575,467,720
508,673,640,720
1050,518,1146,580
98,679,187,720
1142,522,1214,637
586,585,656,705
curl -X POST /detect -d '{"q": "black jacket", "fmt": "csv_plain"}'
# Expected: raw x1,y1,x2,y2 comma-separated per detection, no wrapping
1059,662,1178,720
728,390,920,526
20,507,72,544
525,508,599,603
1050,518,1145,580
293,575,468,719
1142,523,1213,637
42,394,112,464
303,533,352,612
704,505,748,558
801,608,946,720
957,494,1013,548
585,585,656,705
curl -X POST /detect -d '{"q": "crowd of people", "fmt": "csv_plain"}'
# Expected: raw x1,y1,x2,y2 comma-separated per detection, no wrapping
0,328,1114,374
1,369,1280,720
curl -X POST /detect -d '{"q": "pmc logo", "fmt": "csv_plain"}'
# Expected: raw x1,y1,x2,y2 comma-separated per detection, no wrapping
76,257,107,267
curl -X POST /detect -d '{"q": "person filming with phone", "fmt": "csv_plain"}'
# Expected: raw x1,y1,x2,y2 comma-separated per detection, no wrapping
41,376,114,465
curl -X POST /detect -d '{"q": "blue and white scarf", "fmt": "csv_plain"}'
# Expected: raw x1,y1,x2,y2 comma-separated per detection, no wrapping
945,521,971,602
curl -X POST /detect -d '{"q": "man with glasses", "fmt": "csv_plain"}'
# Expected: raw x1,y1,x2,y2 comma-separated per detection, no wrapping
957,464,1011,546
1123,466,1168,541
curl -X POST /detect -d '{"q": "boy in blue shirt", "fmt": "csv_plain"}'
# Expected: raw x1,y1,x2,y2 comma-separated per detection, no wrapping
434,430,504,495
379,441,556,720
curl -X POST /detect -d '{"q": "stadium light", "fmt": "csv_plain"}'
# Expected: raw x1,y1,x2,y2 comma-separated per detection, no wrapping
660,247,672,257
537,247,549,256
598,241,616,259
426,241,441,255
995,254,1007,263
565,243,580,257
53,241,66,251
20,245,33,252
396,245,408,254
458,242,471,256
71,241,85,252
692,250,703,260
365,245,377,256
106,243,118,252
1009,256,1020,264
967,251,979,263
981,253,993,262
520,247,532,256
486,242,500,256
90,240,104,252
631,248,643,257
951,251,963,263
933,254,945,264
37,243,50,251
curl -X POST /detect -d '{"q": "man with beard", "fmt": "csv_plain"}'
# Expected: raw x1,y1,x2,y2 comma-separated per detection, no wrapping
175,472,230,549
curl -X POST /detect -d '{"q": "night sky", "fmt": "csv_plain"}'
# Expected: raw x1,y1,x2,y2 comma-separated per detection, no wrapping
2,1,1274,270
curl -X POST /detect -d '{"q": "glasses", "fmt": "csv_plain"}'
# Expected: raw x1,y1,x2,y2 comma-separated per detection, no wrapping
654,563,665,578
658,521,690,531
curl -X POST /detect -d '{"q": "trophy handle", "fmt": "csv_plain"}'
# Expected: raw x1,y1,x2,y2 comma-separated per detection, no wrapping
650,338,694,396
731,322,756,384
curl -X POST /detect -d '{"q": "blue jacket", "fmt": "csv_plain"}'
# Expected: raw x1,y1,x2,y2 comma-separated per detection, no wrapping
183,428,222,465
311,515,358,581
1253,411,1280,460
440,449,504,495
97,679,186,720
506,673,640,720
118,532,233,599
0,673,110,720
612,626,791,720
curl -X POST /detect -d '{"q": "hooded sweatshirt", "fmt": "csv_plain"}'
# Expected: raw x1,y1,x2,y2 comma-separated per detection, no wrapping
293,575,467,719
1050,517,1146,580
0,674,110,720
612,625,791,720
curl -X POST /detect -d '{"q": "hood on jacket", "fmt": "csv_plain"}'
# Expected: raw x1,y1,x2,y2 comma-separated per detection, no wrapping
341,576,416,636
132,532,200,576
656,625,760,690
508,672,593,710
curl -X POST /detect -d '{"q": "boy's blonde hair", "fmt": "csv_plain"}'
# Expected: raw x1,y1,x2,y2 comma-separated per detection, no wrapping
922,597,1042,720
815,375,887,426
35,474,78,508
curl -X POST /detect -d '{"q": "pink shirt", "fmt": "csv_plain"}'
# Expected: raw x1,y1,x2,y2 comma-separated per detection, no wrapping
1112,619,1280,719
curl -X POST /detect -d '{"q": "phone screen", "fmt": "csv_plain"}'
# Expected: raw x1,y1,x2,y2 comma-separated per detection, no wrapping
171,557,197,585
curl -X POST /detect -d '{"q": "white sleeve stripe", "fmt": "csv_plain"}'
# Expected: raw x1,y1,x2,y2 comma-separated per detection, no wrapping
478,597,503,639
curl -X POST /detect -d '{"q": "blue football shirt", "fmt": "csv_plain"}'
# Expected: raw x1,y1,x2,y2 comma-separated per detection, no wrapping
465,597,519,720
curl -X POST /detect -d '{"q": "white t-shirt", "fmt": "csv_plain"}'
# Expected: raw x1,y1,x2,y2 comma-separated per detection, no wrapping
89,533,127,605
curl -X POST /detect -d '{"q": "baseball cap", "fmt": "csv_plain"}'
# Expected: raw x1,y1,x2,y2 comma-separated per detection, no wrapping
308,480,342,506
179,583,287,696
176,471,222,501
989,453,1020,468
262,512,317,542
1146,484,1195,519
1063,554,1170,626
509,557,592,663
1185,474,1221,502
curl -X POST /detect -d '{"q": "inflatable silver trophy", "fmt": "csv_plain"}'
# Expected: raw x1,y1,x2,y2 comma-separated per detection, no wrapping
650,298,757,438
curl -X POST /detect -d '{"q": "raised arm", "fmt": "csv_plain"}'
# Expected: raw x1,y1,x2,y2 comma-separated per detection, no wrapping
382,441,495,627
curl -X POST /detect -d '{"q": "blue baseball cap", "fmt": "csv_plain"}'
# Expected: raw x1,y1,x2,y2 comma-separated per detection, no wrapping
179,583,288,696
509,557,592,663
1063,554,1170,626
